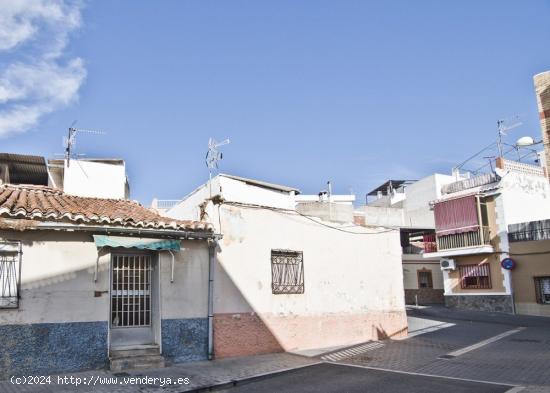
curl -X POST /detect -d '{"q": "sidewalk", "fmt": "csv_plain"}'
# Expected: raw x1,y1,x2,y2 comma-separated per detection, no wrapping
0,353,320,393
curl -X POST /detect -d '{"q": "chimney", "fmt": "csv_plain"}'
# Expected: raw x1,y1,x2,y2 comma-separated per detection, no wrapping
534,71,550,171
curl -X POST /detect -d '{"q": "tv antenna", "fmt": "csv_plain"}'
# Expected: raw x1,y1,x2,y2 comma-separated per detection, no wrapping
497,115,522,157
205,137,230,197
64,121,106,167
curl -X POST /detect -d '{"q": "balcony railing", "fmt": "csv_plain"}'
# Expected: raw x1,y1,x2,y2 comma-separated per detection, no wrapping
402,244,424,254
424,226,492,253
423,234,437,253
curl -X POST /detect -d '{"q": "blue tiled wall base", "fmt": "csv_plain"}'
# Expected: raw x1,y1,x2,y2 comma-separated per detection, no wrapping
161,318,208,363
0,321,108,379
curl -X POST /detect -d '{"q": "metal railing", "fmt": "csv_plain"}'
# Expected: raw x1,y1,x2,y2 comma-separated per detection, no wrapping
434,226,492,251
402,244,424,255
152,199,181,210
423,234,437,253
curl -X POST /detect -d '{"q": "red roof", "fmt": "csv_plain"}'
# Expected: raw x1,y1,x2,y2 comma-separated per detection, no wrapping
0,184,211,232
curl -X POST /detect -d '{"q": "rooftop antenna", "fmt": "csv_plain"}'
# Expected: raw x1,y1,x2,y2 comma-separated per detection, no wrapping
205,137,230,198
482,156,496,173
63,121,106,167
497,115,522,157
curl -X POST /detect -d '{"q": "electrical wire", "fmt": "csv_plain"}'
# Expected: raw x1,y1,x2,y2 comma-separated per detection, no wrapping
220,201,398,235
454,141,497,170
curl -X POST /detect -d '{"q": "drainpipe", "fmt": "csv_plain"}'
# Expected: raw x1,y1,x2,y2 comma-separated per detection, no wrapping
207,239,216,360
94,247,104,282
168,250,175,283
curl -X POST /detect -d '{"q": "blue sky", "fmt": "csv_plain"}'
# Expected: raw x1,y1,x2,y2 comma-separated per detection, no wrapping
1,1,549,204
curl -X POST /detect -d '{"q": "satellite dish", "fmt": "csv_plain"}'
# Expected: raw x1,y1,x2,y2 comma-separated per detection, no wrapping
516,136,535,147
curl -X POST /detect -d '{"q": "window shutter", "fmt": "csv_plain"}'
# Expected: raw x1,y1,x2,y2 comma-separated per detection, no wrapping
534,277,543,304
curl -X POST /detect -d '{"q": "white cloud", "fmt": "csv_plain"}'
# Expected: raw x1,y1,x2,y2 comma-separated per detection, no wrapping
0,0,86,137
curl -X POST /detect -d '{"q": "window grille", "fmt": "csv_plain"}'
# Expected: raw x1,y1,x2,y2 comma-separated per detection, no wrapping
0,241,22,309
111,254,152,327
417,270,433,289
459,264,491,289
271,250,304,294
534,277,550,304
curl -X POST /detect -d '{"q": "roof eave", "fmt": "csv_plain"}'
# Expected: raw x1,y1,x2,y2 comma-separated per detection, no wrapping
1,220,220,240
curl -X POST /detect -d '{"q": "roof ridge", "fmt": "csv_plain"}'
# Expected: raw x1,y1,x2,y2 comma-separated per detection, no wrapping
0,184,145,206
0,184,212,233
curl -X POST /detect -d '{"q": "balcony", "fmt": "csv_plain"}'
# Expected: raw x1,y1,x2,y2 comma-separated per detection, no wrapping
423,226,494,257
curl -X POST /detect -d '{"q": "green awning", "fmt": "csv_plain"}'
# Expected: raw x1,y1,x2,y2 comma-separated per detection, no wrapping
93,235,181,251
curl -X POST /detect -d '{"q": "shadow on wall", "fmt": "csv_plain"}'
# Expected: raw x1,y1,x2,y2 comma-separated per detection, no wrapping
0,265,110,379
375,325,409,340
212,260,408,359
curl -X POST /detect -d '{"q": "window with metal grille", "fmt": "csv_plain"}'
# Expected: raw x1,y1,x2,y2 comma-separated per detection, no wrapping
459,264,491,289
0,242,21,309
271,250,304,294
417,270,433,289
111,254,152,327
534,277,550,304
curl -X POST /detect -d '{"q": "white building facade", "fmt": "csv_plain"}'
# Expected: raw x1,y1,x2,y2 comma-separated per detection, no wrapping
166,174,408,358
423,158,550,315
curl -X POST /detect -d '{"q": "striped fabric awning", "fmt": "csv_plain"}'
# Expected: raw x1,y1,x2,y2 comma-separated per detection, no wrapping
459,264,489,278
434,195,479,235
92,235,181,251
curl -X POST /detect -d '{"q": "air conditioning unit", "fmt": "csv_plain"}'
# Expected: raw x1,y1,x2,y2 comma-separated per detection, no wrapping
440,258,456,270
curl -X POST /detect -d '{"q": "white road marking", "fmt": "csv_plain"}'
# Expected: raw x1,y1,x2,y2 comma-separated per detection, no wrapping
403,322,456,339
444,327,526,358
503,387,525,393
321,342,384,361
334,362,520,388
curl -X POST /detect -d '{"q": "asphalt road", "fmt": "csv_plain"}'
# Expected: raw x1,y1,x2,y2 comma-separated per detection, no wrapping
217,363,512,393
341,306,550,387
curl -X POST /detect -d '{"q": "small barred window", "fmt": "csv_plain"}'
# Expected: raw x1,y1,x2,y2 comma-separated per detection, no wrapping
417,270,433,289
0,242,21,309
459,264,491,290
534,277,550,304
271,250,304,294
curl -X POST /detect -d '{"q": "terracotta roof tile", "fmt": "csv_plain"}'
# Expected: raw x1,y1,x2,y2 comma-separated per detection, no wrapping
0,184,211,233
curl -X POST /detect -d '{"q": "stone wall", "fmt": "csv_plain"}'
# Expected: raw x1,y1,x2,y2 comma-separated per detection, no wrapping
161,318,208,363
0,321,108,379
405,289,444,305
445,295,513,313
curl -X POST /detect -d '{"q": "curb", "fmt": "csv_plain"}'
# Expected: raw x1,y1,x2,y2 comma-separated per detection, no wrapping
181,361,323,392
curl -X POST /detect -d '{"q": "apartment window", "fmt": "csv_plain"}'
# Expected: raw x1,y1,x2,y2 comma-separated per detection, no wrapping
534,277,550,304
479,199,490,227
417,270,433,289
459,264,491,289
271,250,304,294
0,242,21,309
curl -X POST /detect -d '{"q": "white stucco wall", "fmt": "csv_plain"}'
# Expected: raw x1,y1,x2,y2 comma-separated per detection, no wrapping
498,170,550,226
214,205,405,315
0,230,209,325
167,180,218,222
0,231,110,325
63,160,128,199
167,175,296,221
403,174,456,228
171,178,408,353
356,205,405,227
159,241,209,320
219,176,295,209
